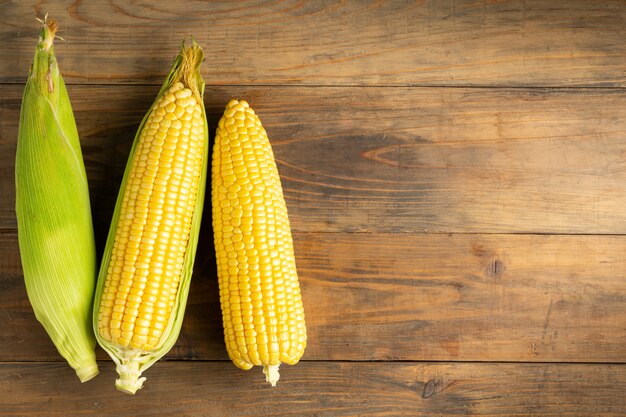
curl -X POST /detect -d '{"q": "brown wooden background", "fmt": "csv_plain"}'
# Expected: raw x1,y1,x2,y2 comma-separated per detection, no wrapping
1,1,625,415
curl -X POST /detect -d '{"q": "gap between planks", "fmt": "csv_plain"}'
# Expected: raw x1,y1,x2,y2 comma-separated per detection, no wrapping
5,228,626,237
2,359,626,365
1,82,626,90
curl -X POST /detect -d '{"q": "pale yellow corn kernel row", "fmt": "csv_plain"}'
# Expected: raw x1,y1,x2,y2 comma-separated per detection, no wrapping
212,99,306,386
98,81,204,352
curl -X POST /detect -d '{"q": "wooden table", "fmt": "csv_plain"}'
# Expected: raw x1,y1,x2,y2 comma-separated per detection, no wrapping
1,1,625,415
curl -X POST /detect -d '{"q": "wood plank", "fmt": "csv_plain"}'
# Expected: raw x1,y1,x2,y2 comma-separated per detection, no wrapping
2,85,626,233
1,1,625,86
1,361,625,416
3,229,626,362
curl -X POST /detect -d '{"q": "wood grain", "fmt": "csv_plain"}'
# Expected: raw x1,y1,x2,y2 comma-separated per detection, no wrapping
3,229,626,362
2,85,625,233
1,1,624,86
1,361,625,416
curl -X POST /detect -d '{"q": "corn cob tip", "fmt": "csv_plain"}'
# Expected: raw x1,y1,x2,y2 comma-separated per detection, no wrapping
173,41,204,100
226,98,250,110
115,374,146,395
76,363,99,383
36,14,57,51
263,365,280,387
114,352,146,394
116,378,146,395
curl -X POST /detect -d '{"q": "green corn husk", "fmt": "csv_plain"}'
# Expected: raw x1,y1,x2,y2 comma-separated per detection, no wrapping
92,42,207,394
15,17,98,382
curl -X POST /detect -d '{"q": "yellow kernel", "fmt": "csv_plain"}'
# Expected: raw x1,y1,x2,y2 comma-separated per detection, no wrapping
170,82,184,92
165,102,177,113
175,88,192,99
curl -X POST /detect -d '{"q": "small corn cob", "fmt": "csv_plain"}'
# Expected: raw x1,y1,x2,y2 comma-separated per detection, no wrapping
212,100,306,386
93,43,207,394
15,16,98,382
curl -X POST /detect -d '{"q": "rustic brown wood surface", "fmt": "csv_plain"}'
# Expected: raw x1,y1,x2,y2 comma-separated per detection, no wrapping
2,362,626,417
1,1,625,86
3,229,626,362
1,1,625,416
2,85,625,233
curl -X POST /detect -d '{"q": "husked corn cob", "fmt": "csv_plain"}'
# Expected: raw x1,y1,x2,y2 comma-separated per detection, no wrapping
15,16,98,382
212,100,306,386
97,81,203,351
93,43,207,394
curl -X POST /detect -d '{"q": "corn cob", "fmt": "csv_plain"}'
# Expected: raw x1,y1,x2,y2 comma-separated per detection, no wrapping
212,100,306,386
93,43,207,394
15,16,98,383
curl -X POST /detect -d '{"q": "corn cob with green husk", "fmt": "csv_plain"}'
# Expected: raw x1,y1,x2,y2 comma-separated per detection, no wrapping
212,100,307,386
15,16,99,383
93,42,207,394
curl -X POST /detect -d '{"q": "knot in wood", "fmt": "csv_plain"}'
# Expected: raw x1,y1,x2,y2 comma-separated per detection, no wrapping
422,379,436,398
486,259,505,278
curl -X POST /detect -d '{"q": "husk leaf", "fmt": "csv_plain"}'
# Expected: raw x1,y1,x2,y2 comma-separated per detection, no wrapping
15,16,98,383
